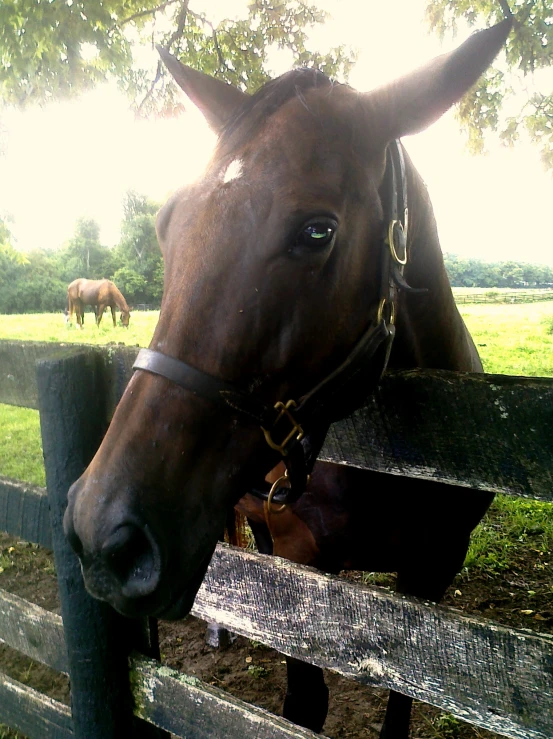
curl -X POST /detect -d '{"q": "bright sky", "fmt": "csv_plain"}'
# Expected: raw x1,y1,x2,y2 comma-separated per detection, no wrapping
1,0,552,264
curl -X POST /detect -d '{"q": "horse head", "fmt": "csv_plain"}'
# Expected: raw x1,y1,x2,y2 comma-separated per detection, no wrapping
64,21,511,619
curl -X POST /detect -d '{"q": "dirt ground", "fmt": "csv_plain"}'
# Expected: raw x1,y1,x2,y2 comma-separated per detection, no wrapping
0,528,551,739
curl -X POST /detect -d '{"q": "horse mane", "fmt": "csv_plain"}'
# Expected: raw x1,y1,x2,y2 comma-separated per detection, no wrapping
109,281,130,312
225,509,249,549
219,68,334,152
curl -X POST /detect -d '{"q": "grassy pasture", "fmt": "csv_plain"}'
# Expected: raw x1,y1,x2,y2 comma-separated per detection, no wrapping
1,299,553,377
458,301,553,377
0,309,161,347
0,300,552,577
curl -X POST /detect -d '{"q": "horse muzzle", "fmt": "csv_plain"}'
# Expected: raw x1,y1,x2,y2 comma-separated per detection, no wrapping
63,479,212,619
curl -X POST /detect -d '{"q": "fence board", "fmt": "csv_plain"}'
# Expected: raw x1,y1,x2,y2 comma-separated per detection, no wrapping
0,588,67,673
0,476,52,548
4,542,553,739
1,342,551,739
2,340,552,502
321,369,553,501
0,670,73,739
192,544,553,739
454,290,553,304
0,587,322,738
0,340,136,411
131,654,323,739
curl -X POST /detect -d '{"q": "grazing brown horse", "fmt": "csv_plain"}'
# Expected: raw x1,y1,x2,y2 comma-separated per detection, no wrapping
67,278,131,328
64,21,511,739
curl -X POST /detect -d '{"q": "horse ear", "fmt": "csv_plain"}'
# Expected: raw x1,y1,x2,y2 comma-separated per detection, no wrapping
365,19,512,141
157,46,250,133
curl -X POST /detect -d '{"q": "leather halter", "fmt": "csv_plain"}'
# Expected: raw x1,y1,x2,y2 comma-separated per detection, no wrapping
133,140,410,505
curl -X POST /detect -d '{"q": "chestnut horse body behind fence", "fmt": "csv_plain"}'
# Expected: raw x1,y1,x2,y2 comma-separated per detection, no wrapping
67,278,131,328
64,20,512,739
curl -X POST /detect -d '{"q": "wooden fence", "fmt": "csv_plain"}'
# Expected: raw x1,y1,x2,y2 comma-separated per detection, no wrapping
0,339,552,739
453,289,553,304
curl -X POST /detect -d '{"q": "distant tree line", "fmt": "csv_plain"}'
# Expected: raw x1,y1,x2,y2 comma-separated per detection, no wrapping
0,191,164,314
443,254,553,289
1,204,553,315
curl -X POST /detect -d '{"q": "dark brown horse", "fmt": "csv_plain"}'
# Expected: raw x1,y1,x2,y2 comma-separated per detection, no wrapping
67,278,131,328
64,21,511,739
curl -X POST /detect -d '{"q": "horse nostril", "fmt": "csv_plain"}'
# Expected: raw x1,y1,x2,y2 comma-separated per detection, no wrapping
63,509,84,558
101,524,161,599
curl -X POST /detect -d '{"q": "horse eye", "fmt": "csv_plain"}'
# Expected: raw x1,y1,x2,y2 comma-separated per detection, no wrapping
295,219,337,250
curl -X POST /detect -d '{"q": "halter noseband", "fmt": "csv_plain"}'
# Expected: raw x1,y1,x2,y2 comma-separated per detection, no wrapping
133,140,412,505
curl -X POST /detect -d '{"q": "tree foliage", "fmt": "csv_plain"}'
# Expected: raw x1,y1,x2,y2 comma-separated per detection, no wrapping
112,190,163,304
444,253,553,288
4,237,553,315
0,1,356,114
63,217,113,278
0,191,163,313
425,1,553,167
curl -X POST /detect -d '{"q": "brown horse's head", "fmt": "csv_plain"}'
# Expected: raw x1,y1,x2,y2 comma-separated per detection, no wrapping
120,309,131,328
64,22,511,619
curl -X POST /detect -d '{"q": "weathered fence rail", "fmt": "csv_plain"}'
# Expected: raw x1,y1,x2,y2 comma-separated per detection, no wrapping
2,341,552,500
0,339,552,739
453,289,553,304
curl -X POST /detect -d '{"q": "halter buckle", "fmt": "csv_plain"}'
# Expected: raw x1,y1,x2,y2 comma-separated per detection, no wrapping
261,400,304,456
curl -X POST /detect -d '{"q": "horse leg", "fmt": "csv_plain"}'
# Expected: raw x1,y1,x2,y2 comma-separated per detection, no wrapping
247,517,273,556
76,299,84,329
96,305,105,326
378,533,474,739
111,306,116,327
281,655,328,733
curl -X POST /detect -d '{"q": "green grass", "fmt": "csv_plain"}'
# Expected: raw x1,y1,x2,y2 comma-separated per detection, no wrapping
0,309,160,490
0,310,159,498
0,302,552,579
459,301,553,377
0,404,44,486
463,495,553,575
0,537,52,576
0,726,24,739
0,309,160,347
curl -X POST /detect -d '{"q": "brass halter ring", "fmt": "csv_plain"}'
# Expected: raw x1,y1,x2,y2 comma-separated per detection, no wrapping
266,474,288,514
377,297,396,326
388,219,408,265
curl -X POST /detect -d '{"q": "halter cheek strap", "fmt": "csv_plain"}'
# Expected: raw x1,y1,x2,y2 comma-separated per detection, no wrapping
132,140,413,505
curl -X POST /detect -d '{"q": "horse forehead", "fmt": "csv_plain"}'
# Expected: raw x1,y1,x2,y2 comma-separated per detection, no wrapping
222,87,362,178
168,89,368,235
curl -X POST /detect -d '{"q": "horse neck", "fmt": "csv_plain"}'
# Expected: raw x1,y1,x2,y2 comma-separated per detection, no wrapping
112,287,129,311
388,157,482,373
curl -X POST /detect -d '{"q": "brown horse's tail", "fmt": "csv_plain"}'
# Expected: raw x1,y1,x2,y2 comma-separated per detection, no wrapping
225,509,249,549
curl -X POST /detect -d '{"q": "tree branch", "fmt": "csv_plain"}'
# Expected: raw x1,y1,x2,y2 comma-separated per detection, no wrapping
165,0,190,49
136,59,163,115
497,0,513,20
212,27,249,87
113,0,181,31
212,28,226,70
184,10,248,86
135,0,189,113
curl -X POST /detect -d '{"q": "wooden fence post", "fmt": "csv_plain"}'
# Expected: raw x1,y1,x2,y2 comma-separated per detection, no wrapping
37,348,167,739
